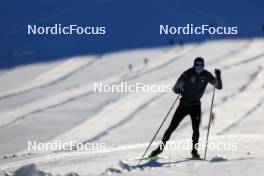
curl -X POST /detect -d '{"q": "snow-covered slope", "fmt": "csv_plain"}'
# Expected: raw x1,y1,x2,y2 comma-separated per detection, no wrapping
0,38,264,176
1,135,264,176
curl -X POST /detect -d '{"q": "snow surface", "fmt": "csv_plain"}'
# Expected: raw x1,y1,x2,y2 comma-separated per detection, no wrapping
0,38,264,176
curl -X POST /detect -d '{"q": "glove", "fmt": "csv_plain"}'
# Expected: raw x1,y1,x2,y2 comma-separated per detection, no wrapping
215,69,221,76
174,88,183,94
214,69,223,89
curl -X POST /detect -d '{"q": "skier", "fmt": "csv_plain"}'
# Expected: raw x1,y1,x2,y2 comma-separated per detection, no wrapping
150,57,222,158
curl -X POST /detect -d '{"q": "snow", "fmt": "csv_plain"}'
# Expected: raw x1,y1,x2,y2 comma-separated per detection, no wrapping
0,38,263,176
0,56,96,99
0,0,264,176
0,1,264,174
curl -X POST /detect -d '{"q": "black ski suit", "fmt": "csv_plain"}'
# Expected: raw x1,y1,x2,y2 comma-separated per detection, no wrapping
161,68,222,152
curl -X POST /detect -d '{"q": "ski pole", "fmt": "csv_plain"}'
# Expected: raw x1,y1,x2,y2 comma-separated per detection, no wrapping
137,95,180,165
204,87,216,159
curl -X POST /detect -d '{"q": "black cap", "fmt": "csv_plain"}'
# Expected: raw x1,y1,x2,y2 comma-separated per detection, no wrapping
193,57,204,67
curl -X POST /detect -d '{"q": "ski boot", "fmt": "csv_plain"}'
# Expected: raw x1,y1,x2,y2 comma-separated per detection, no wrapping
150,147,163,157
150,142,165,157
191,149,201,159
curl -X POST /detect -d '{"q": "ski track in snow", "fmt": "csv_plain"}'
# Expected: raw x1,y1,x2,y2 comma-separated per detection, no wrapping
63,51,263,145
50,44,227,144
0,45,195,130
0,39,261,163
0,40,264,175
1,38,252,133
204,52,264,96
207,39,254,65
155,65,263,136
0,56,98,100
94,43,264,143
74,46,208,143
0,39,262,164
215,66,262,107
84,93,166,143
221,53,264,70
158,45,264,112
110,72,260,144
217,98,264,135
121,45,199,82
50,40,263,144
159,39,258,83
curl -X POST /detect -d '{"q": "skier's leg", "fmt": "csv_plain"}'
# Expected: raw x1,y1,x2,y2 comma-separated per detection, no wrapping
190,104,201,158
161,103,187,143
150,103,188,156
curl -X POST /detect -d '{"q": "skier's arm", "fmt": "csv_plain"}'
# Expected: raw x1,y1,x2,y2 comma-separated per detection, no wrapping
208,69,222,89
173,73,185,94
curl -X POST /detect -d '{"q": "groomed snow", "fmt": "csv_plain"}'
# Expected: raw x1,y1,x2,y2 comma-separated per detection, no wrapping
0,38,264,176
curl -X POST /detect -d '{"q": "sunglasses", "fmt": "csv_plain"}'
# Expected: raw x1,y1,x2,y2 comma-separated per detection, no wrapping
195,62,204,67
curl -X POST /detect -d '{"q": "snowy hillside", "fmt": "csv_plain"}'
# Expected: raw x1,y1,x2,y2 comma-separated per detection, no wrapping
1,0,264,176
0,38,263,176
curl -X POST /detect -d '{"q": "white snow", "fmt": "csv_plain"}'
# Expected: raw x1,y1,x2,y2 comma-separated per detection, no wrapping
0,38,264,176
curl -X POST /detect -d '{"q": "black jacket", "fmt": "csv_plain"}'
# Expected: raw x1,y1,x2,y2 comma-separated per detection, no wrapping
173,68,222,106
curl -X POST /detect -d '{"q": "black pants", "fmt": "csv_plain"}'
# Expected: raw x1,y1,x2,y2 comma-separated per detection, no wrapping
161,101,201,151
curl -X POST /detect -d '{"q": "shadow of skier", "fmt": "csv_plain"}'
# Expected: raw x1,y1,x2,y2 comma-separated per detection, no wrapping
133,158,193,169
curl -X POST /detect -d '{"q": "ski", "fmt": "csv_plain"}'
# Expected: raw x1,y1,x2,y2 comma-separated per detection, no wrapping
135,155,166,161
184,157,208,161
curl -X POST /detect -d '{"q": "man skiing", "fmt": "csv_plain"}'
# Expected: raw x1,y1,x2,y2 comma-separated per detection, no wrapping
150,57,222,158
